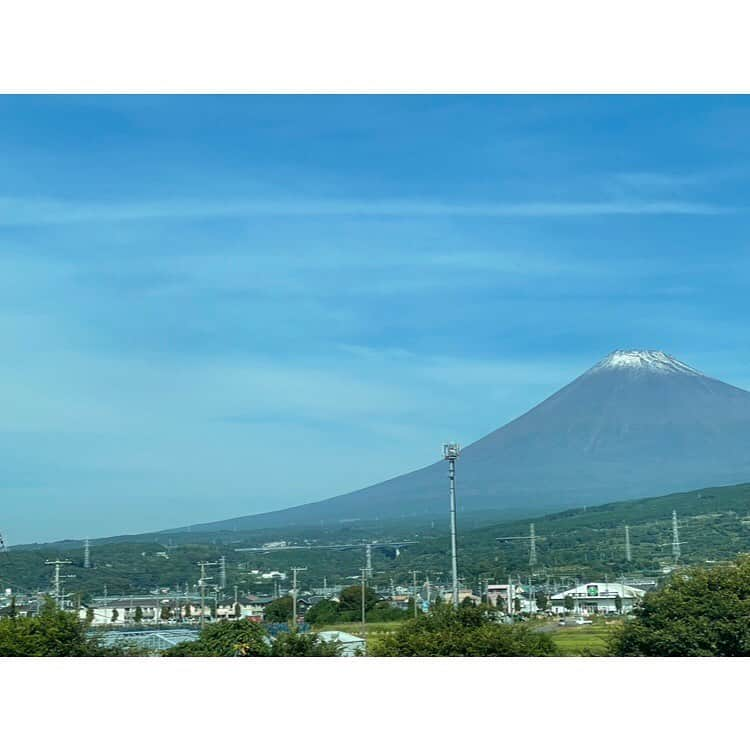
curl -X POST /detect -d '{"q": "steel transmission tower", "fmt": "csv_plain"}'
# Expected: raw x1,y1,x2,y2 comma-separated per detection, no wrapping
529,524,537,569
218,556,227,589
671,510,681,564
443,443,461,609
624,525,632,563
83,538,91,569
0,531,6,553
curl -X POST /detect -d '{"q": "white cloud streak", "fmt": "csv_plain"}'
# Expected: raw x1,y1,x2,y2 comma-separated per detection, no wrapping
0,194,733,227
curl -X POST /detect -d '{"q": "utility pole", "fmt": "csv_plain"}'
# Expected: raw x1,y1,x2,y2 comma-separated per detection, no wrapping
625,525,632,563
360,567,368,633
529,523,537,569
410,570,420,617
443,443,461,609
197,561,217,629
291,567,307,627
507,575,513,620
45,560,72,609
83,538,91,569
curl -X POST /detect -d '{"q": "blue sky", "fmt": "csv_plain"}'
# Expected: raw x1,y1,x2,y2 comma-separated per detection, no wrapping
3,95,750,543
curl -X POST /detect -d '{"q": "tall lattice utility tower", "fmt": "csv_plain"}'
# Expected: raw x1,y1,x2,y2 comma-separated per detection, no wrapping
625,525,632,563
529,524,537,568
83,538,91,569
0,531,6,553
443,442,461,609
671,510,681,564
218,556,227,590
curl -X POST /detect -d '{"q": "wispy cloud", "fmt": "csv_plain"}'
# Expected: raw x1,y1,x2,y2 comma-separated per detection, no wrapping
0,194,733,227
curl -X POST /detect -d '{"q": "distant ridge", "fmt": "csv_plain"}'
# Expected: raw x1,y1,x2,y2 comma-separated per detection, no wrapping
177,349,750,532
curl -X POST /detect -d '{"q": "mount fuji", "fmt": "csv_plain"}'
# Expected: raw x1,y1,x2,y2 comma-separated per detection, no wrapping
186,349,750,531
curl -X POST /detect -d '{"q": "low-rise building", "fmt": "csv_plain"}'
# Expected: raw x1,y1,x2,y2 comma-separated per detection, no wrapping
440,589,481,607
550,582,645,615
486,583,526,612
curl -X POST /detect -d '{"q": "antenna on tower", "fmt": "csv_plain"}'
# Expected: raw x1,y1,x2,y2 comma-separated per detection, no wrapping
83,538,91,569
625,525,632,563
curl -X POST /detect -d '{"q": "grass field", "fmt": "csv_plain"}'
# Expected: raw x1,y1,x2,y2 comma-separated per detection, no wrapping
548,621,616,656
313,618,620,656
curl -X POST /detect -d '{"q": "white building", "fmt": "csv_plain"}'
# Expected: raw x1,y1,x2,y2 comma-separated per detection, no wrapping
81,596,205,626
260,571,287,581
550,582,645,615
318,630,366,656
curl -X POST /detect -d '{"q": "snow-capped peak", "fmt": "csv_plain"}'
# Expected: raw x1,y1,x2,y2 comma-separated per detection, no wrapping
590,349,703,376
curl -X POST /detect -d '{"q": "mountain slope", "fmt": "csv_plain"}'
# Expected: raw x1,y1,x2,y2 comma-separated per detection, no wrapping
182,349,750,531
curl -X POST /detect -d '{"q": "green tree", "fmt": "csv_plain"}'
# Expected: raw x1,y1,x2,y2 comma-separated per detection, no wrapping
8,596,17,619
263,596,294,623
514,597,522,614
85,607,94,625
134,606,143,623
611,556,750,656
165,619,271,657
614,594,623,613
304,598,340,625
371,604,558,657
338,585,377,614
184,601,191,619
160,606,171,621
234,602,242,619
111,608,119,623
0,598,128,656
535,591,548,612
563,595,574,613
